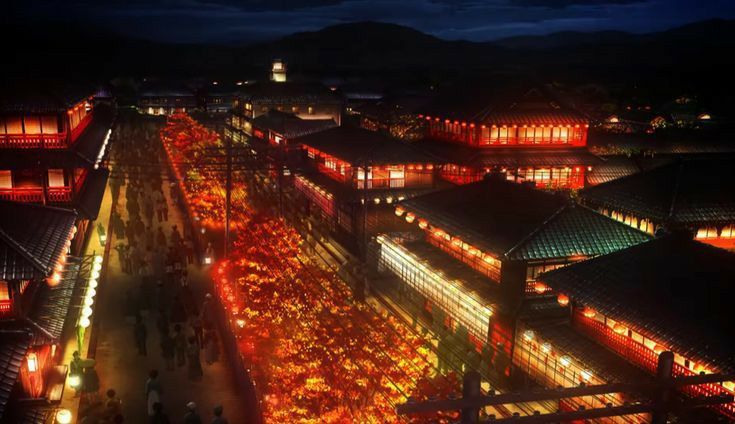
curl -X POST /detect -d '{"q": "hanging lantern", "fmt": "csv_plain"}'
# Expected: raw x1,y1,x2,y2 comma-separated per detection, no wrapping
557,294,570,307
27,352,38,373
395,206,405,217
541,342,551,354
534,282,548,294
523,330,535,342
418,220,428,229
48,272,62,287
583,307,596,318
581,369,593,382
613,323,627,335
559,355,571,367
56,409,73,424
405,213,416,224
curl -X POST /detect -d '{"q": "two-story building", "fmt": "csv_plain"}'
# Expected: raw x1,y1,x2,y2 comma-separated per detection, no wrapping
0,201,79,421
581,158,735,249
375,178,651,415
225,70,343,145
138,84,197,116
418,88,600,189
539,235,735,421
0,89,112,254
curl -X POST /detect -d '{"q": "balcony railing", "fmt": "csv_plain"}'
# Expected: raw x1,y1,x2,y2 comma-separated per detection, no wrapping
0,133,68,149
0,187,72,203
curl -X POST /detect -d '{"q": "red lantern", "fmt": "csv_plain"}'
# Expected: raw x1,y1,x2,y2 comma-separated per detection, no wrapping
557,294,569,307
613,323,627,335
533,282,547,294
583,307,596,318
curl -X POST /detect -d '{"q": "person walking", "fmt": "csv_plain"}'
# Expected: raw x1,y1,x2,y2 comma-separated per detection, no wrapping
183,402,203,424
173,324,187,367
211,405,228,424
160,332,175,371
191,315,203,348
203,329,219,365
186,336,203,381
145,370,164,418
104,389,123,419
149,402,170,424
134,315,148,356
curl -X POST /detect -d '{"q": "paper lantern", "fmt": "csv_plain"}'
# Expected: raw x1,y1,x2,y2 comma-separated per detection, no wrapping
534,282,548,294
557,294,569,307
583,307,596,318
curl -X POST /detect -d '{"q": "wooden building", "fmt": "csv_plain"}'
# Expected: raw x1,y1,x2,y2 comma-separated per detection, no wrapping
0,201,78,421
540,236,735,420
417,88,599,189
292,126,443,251
376,178,651,391
138,85,197,116
0,90,112,254
226,80,343,145
581,158,735,249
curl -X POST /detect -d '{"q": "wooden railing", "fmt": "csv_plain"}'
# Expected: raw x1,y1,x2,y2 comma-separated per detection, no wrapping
0,187,72,203
0,133,67,149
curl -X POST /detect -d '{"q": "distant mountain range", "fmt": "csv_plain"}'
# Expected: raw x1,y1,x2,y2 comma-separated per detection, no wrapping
4,18,735,104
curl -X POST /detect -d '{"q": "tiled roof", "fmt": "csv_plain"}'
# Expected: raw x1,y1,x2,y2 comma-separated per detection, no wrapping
585,156,648,186
582,158,735,225
252,110,337,139
417,139,601,168
0,331,31,419
0,201,76,280
525,320,652,384
475,109,587,126
294,126,436,165
237,81,342,105
27,258,84,344
400,178,650,260
540,236,735,373
0,81,93,113
73,168,110,220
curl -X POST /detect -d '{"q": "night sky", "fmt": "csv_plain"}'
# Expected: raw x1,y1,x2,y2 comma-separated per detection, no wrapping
13,0,735,43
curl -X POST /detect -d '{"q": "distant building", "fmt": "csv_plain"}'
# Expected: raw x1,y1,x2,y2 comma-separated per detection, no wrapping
226,80,343,145
581,158,735,249
138,84,196,116
418,88,599,189
540,236,735,420
270,59,287,83
200,84,236,114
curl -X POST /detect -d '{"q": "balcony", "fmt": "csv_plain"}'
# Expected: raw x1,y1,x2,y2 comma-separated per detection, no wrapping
0,133,68,149
0,187,72,203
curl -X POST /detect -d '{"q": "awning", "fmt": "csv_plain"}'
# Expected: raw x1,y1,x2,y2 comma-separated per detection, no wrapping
74,168,109,220
27,256,90,345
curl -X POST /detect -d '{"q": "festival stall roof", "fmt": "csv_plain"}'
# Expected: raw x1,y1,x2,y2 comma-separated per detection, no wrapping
237,81,343,105
72,168,110,220
417,139,601,168
581,158,735,225
399,178,651,261
252,110,337,139
540,236,735,373
0,201,76,281
0,331,32,420
525,320,653,385
294,126,437,165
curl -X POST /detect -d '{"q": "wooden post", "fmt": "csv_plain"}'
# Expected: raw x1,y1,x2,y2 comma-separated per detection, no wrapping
461,370,482,424
652,351,674,424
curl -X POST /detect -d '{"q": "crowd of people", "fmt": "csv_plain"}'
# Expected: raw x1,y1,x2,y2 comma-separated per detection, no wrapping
78,115,229,424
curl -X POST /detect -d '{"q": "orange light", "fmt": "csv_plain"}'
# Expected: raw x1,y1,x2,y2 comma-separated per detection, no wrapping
613,323,627,335
27,352,38,373
583,307,596,318
394,206,405,217
557,294,569,306
653,344,667,355
48,272,62,286
405,213,416,224
534,282,547,294
418,219,428,229
426,164,434,170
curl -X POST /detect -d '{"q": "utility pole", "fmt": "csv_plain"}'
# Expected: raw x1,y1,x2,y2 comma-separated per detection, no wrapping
225,135,232,257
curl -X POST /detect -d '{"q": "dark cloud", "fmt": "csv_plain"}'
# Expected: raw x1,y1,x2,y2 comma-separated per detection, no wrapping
12,0,735,43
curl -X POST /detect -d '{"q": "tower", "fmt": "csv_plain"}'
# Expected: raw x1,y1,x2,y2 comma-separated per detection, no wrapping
270,59,287,82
